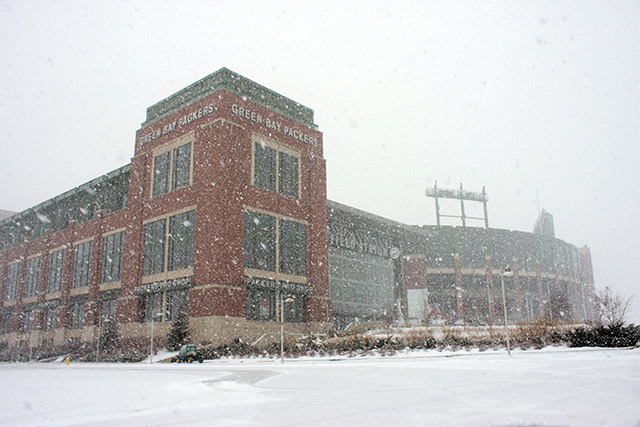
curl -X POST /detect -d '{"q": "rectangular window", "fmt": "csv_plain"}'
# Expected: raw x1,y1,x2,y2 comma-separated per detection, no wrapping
45,307,57,331
172,143,191,191
254,142,277,192
102,231,124,283
71,303,84,329
22,311,34,333
166,289,188,322
152,151,170,197
101,299,117,324
1,312,11,334
244,211,276,271
5,262,20,301
282,293,306,323
142,292,163,323
143,210,195,276
246,288,275,321
47,249,65,293
278,152,299,198
152,142,192,198
253,138,300,198
73,241,92,289
244,210,306,278
143,220,166,275
167,211,195,271
279,219,307,276
141,289,188,323
24,256,41,298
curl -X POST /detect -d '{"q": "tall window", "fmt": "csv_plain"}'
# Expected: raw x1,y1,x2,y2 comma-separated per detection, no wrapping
102,231,124,283
73,241,92,289
101,298,117,324
22,311,34,333
1,312,11,334
152,142,192,198
143,210,195,276
244,210,306,277
5,262,20,301
279,219,306,276
168,211,195,271
278,152,299,198
71,302,84,329
45,307,57,331
253,139,300,198
25,256,41,298
143,220,166,275
244,211,276,271
47,249,65,293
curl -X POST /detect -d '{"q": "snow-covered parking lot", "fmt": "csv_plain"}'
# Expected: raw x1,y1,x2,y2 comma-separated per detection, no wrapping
1,347,639,427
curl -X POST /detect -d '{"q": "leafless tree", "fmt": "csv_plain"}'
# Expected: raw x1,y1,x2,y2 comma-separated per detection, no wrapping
593,287,633,326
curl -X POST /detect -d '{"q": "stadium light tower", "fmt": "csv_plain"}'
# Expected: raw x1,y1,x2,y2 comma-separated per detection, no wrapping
501,266,514,356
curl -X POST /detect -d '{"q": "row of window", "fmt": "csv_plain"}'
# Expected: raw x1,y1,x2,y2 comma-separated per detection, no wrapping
2,297,120,334
3,208,198,302
150,135,303,201
2,232,125,302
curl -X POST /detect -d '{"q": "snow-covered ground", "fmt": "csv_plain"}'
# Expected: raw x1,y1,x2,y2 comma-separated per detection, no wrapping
1,347,639,427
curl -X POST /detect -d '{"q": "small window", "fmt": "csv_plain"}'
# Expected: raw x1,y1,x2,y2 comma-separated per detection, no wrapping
45,307,58,331
101,298,117,324
246,288,275,321
71,303,84,329
22,311,34,332
4,262,20,301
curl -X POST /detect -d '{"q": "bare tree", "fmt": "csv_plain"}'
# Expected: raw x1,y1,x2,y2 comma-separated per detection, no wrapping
593,287,633,326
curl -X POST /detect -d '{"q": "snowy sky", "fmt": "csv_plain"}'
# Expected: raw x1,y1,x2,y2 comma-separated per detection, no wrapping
1,0,639,322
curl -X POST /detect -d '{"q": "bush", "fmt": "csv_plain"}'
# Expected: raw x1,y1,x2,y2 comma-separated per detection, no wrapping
567,322,640,348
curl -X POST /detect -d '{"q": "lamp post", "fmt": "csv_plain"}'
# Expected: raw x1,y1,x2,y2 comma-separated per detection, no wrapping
500,266,514,356
280,295,294,364
150,311,162,364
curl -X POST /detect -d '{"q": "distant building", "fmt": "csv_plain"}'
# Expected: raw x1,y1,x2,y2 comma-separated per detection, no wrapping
534,209,555,238
0,69,596,352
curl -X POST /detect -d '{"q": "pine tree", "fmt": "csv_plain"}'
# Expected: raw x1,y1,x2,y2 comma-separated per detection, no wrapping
166,310,190,351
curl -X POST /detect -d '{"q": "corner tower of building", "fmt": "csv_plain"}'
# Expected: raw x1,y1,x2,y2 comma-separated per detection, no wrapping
129,68,330,344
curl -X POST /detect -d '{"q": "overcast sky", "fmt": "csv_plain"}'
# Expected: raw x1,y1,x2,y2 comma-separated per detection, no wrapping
1,0,639,322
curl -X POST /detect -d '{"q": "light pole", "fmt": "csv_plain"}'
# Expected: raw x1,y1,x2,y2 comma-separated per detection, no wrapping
150,311,162,364
500,266,514,356
280,295,294,364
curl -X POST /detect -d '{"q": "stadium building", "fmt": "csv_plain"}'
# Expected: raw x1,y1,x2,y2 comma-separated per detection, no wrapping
0,69,595,351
